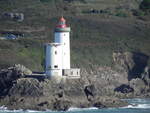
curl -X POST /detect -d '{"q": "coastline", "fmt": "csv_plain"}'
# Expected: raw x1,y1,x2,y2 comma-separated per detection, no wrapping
0,64,150,111
0,98,150,112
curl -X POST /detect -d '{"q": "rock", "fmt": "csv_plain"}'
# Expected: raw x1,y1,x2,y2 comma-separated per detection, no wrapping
84,85,96,100
14,64,32,75
114,84,134,93
93,96,128,108
1,63,149,110
141,66,150,86
0,64,32,97
52,99,71,111
113,52,149,80
113,52,134,72
93,101,106,108
129,78,146,95
9,78,43,97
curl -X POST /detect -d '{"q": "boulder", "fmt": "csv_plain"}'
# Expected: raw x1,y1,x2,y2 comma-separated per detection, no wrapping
52,99,71,111
112,52,135,72
9,78,43,97
113,52,149,80
14,64,32,75
114,84,134,93
129,78,146,95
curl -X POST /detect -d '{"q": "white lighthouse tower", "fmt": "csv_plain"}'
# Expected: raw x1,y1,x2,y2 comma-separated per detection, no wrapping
54,17,71,69
45,17,80,81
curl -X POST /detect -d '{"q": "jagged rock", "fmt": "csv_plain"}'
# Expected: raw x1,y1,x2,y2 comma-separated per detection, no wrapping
141,66,150,85
113,52,149,80
84,85,96,100
0,64,32,97
9,78,43,97
14,64,32,75
93,101,106,108
0,63,149,110
113,52,135,72
94,96,128,108
52,99,71,111
129,78,146,95
114,84,134,93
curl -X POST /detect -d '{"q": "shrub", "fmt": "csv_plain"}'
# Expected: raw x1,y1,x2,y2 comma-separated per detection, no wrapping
132,9,145,16
40,0,52,3
140,0,150,13
115,11,127,17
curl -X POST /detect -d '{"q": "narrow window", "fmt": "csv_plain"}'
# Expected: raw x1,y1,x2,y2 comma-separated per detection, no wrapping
55,51,57,55
62,70,65,75
54,65,58,68
48,66,51,69
71,71,73,75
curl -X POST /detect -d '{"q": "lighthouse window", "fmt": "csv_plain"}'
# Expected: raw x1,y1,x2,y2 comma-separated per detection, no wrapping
71,71,73,75
48,66,51,69
55,51,57,55
54,65,58,68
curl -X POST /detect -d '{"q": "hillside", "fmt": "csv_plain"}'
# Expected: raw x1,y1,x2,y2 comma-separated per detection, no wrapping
0,0,150,72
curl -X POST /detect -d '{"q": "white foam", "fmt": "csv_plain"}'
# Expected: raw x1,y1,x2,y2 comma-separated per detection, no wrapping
25,110,41,112
123,104,150,109
68,107,98,111
0,106,41,113
0,106,7,110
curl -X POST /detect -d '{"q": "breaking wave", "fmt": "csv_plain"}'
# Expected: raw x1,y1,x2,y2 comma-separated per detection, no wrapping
0,106,42,112
123,104,150,109
68,107,98,111
122,98,150,109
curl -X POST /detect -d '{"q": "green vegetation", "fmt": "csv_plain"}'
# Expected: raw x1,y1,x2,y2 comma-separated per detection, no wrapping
115,11,128,17
140,0,150,13
0,0,150,71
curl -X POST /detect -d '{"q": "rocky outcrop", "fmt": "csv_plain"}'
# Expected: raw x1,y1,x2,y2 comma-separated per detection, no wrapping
9,78,43,97
14,64,32,75
112,51,150,97
114,84,134,93
0,65,128,111
113,52,134,73
113,52,149,80
0,55,150,111
0,64,32,96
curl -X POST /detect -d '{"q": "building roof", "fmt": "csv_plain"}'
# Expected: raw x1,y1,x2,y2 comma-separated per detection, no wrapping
55,17,70,32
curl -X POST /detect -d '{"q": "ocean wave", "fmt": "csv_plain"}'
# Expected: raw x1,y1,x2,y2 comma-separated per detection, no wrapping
68,107,98,112
0,106,7,110
0,106,42,113
25,110,41,112
122,104,150,109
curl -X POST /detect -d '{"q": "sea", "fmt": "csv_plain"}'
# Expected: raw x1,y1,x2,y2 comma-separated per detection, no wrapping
0,98,150,113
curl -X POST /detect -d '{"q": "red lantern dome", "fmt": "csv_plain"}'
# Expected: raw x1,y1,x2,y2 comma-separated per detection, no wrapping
56,17,67,28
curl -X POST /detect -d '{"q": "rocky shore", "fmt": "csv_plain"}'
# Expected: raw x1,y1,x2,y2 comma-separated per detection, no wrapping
0,52,150,111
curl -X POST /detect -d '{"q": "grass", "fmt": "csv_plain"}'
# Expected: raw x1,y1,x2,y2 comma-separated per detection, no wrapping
0,0,150,71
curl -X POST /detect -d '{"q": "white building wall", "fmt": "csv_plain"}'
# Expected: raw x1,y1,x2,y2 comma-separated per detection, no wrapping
54,32,70,69
45,43,63,77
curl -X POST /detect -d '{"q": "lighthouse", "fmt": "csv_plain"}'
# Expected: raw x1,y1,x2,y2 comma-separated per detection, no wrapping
54,17,71,69
45,17,80,81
